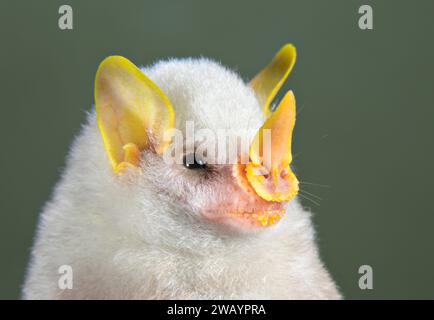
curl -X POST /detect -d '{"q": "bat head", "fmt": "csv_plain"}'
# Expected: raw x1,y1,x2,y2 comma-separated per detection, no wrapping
89,45,299,245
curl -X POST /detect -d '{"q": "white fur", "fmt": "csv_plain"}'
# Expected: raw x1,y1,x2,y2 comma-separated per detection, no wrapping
23,58,341,299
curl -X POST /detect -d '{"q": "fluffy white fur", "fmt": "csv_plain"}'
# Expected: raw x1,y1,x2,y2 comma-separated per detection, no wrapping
23,58,341,299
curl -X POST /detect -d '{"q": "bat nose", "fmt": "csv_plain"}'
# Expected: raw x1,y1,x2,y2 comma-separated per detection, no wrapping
244,91,299,202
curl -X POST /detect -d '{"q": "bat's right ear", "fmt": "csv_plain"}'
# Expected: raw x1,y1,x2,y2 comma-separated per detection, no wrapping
250,44,296,118
94,56,175,173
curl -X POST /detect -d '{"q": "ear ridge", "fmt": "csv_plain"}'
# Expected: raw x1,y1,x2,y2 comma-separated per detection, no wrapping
250,44,297,118
95,56,175,172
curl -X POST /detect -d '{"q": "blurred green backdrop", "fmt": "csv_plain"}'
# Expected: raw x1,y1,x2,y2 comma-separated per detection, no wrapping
1,0,433,299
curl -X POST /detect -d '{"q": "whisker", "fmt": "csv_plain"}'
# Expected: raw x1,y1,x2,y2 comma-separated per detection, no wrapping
299,181,331,188
297,193,320,206
293,152,301,160
320,133,329,140
299,189,322,200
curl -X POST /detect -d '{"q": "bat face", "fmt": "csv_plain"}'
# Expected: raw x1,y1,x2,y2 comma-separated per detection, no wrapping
143,153,288,230
94,45,299,234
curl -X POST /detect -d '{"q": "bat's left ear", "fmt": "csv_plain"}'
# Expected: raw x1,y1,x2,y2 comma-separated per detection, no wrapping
95,56,175,173
250,44,296,118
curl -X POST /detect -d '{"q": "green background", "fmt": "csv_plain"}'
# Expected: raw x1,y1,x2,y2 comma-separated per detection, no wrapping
1,0,433,299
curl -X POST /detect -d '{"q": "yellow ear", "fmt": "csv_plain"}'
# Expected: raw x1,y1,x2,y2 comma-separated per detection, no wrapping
95,56,175,172
250,44,296,118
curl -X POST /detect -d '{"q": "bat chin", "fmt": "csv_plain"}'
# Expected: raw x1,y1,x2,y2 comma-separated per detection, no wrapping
202,202,287,229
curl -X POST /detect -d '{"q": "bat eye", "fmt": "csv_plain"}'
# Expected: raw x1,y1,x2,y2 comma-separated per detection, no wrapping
183,153,207,169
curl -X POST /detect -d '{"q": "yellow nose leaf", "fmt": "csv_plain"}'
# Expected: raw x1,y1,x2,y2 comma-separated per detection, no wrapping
245,163,298,202
246,90,299,202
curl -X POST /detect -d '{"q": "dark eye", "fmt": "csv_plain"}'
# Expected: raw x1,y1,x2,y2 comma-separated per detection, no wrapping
183,153,207,169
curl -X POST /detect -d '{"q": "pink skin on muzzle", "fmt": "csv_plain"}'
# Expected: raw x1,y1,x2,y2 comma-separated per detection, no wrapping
200,164,287,229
